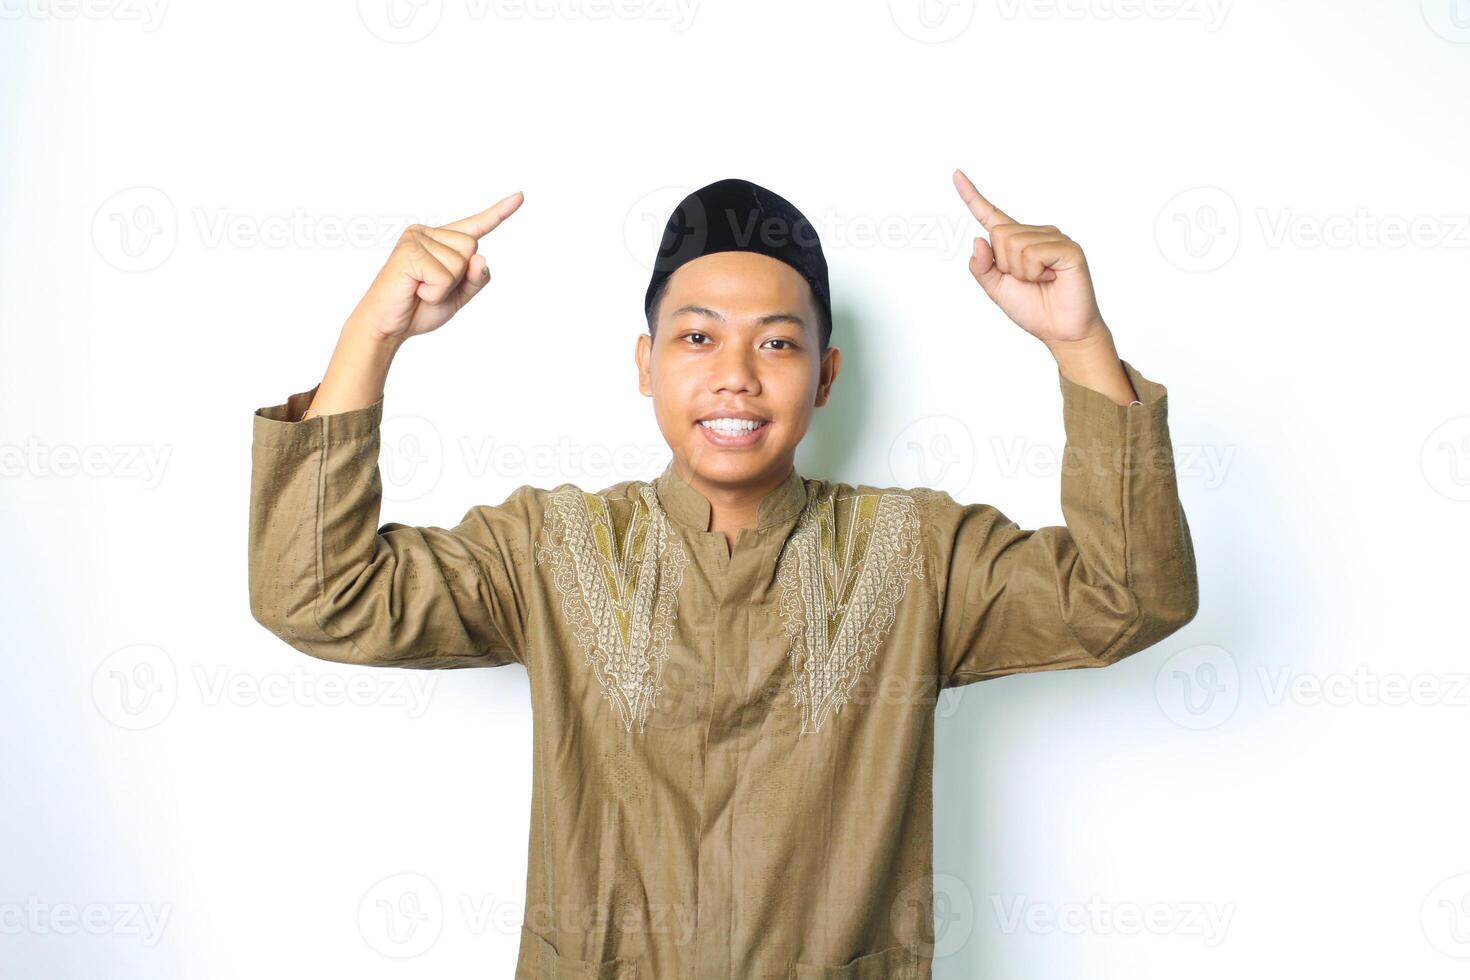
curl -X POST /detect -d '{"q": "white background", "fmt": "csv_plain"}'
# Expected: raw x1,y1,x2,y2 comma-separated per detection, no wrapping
4,0,1469,977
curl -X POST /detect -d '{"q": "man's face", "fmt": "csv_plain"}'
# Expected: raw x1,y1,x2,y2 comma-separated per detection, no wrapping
636,250,839,495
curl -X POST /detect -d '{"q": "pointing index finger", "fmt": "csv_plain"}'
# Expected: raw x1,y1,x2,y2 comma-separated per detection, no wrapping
442,190,525,239
952,168,1013,230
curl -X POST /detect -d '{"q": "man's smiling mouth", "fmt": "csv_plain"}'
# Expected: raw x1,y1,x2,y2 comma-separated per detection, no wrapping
697,417,770,435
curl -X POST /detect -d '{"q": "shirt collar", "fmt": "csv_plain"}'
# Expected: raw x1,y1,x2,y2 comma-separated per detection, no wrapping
654,459,808,531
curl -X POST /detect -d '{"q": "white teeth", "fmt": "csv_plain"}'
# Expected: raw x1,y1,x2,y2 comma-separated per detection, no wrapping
700,418,764,435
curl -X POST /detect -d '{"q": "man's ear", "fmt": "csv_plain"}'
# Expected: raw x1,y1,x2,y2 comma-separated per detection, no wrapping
814,346,841,406
636,332,653,396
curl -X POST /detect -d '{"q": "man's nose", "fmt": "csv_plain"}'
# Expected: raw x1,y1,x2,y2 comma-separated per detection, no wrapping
709,345,759,393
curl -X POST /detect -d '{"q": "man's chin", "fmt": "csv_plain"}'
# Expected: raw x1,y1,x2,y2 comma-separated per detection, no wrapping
679,451,785,487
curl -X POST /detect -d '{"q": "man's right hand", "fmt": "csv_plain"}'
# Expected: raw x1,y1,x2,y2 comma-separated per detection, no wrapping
294,191,524,422
347,190,525,344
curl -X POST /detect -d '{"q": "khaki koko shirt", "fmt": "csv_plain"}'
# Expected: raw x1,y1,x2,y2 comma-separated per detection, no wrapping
248,359,1198,980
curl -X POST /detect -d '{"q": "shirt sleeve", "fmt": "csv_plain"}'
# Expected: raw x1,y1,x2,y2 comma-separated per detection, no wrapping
931,359,1200,690
248,382,536,670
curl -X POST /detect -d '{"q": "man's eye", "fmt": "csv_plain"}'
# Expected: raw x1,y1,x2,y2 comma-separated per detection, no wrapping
684,332,709,345
764,338,793,350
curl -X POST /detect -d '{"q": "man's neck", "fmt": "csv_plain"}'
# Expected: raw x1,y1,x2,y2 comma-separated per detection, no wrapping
676,460,794,553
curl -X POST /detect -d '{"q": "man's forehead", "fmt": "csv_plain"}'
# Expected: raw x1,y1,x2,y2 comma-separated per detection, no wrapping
664,251,814,307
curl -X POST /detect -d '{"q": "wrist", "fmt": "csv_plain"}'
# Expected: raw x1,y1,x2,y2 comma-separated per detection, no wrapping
342,315,410,356
1044,319,1114,366
300,321,404,422
1044,323,1140,406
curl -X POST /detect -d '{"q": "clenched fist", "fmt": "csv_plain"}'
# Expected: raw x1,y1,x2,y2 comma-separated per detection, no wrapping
347,190,524,344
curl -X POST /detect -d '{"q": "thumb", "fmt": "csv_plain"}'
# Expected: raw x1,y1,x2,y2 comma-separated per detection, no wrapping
449,253,494,308
968,236,1006,303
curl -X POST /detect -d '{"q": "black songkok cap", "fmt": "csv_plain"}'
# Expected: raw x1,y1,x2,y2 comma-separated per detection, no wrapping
644,178,830,338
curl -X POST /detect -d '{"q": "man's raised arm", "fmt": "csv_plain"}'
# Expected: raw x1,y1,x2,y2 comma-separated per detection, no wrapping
247,193,540,670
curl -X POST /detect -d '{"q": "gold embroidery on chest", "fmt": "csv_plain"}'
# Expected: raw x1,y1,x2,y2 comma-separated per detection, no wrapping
534,484,689,734
776,490,925,735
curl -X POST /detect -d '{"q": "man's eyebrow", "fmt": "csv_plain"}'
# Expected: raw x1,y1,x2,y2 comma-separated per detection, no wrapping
669,304,807,329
